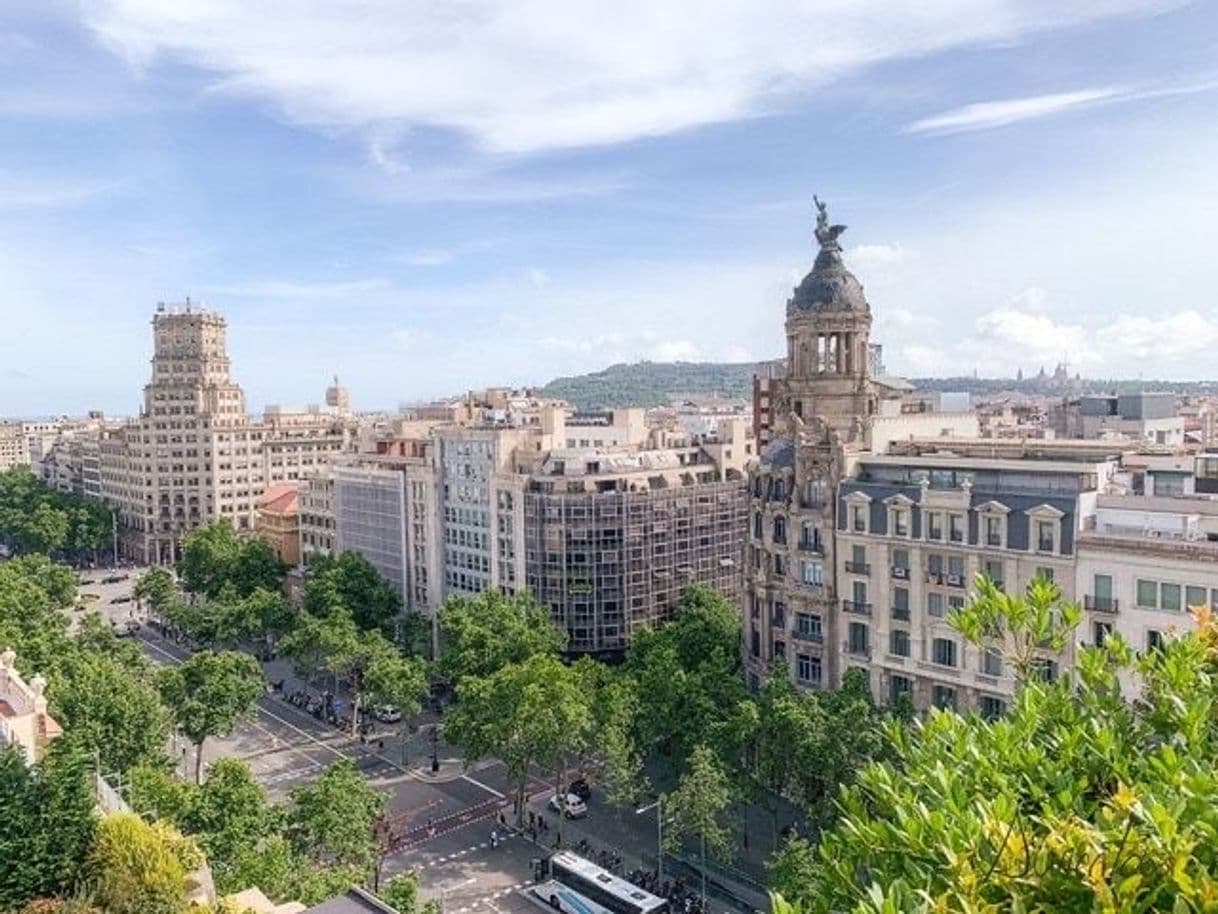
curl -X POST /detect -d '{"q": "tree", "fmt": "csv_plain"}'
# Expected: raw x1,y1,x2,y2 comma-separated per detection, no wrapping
792,609,1218,913
950,573,1081,683
437,589,566,686
134,567,177,618
86,813,203,914
286,759,384,874
0,740,96,910
303,551,401,634
281,609,426,737
231,537,286,598
183,758,277,893
444,653,591,825
766,837,818,908
626,584,747,769
664,744,735,905
378,872,422,914
51,648,171,774
158,650,264,783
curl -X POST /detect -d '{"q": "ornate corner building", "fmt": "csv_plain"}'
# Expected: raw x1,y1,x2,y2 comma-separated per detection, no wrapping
743,201,877,692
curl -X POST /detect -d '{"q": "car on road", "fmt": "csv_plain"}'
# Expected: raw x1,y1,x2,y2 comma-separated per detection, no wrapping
110,595,133,604
549,793,588,819
112,619,141,638
101,575,123,584
565,778,591,802
372,704,402,723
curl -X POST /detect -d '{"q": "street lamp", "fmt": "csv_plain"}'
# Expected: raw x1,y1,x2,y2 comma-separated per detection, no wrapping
635,794,665,886
431,723,440,773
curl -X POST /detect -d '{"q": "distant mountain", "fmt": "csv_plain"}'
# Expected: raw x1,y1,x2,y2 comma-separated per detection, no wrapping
541,360,778,410
541,361,1218,411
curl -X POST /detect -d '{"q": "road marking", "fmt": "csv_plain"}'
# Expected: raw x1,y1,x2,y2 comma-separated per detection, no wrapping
461,773,506,798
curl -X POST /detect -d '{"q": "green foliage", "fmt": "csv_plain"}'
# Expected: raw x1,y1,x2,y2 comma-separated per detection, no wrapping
85,813,203,914
157,650,263,783
177,521,285,600
541,360,769,410
444,652,591,824
664,744,734,876
0,467,110,559
0,740,96,910
949,573,1082,682
182,759,276,892
377,871,422,914
626,584,746,768
286,759,384,873
791,610,1218,913
133,568,177,617
303,551,402,634
437,588,566,686
281,608,427,736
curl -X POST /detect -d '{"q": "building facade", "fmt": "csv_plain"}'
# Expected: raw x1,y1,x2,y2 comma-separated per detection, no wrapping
99,304,355,564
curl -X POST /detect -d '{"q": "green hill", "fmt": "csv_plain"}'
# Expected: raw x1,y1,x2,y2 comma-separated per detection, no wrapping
541,360,778,410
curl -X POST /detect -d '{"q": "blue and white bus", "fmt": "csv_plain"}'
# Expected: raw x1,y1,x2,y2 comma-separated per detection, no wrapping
548,851,668,914
530,880,615,914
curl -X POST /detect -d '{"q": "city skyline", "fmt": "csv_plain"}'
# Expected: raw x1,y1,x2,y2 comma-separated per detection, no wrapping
3,1,1218,416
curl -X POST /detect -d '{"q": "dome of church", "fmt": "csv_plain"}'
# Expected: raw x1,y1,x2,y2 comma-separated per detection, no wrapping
786,200,870,317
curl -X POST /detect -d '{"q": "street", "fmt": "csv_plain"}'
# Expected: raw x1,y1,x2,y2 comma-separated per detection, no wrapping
84,571,766,914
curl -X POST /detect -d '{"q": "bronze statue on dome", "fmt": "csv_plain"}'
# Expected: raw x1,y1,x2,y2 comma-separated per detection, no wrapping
813,195,847,252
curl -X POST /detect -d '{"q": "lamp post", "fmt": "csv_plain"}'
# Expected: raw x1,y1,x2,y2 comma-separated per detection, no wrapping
111,509,119,568
431,723,440,773
635,794,665,885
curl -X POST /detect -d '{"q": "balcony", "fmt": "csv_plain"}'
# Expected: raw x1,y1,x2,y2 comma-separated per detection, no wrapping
845,561,871,575
891,606,910,621
1084,595,1119,613
842,600,872,616
925,570,945,586
945,573,965,589
797,539,823,555
791,627,824,644
891,565,910,580
843,639,872,659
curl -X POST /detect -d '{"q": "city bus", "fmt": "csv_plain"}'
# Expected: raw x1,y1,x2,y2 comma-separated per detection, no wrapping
548,851,669,914
529,880,615,914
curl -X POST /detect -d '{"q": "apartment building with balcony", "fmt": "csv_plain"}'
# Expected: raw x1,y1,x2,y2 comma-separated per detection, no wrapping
834,440,1118,715
1076,494,1218,696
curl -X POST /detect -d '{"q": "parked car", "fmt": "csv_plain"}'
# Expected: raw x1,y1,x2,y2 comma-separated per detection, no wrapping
112,619,140,638
110,595,133,604
565,778,591,802
373,704,402,723
548,793,588,819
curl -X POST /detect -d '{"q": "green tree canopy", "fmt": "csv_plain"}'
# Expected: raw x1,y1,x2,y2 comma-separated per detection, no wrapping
85,813,204,914
789,610,1218,913
303,551,402,634
0,468,105,560
444,652,591,825
134,568,177,617
286,758,384,874
157,650,263,783
437,588,567,686
177,521,285,600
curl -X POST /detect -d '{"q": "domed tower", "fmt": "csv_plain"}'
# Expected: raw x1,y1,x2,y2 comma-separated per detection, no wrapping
782,197,877,430
325,375,351,416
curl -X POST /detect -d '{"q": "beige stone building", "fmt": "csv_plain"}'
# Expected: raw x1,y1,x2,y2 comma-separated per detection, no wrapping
0,649,62,764
99,303,356,564
0,423,27,471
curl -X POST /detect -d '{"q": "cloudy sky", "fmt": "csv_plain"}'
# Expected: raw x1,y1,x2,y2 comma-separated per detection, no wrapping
2,1,1217,416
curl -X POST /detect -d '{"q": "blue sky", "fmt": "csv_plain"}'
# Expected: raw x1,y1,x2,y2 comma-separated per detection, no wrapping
2,0,1217,416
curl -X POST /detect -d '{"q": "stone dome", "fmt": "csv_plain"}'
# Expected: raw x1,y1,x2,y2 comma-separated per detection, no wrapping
787,250,869,316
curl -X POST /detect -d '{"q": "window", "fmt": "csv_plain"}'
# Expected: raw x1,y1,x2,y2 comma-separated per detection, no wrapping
847,622,869,656
796,653,822,685
892,587,910,617
796,613,822,642
983,558,1003,586
851,544,867,569
773,516,787,545
753,512,763,539
852,505,866,533
889,629,910,657
1032,658,1058,683
1186,585,1207,609
1036,520,1056,553
892,509,909,537
801,561,823,586
928,512,943,541
947,554,965,578
1147,629,1164,652
949,513,964,543
928,592,945,618
927,552,944,575
1036,566,1055,583
979,696,1005,720
932,685,956,709
771,600,786,628
892,547,909,570
1161,583,1182,612
1093,620,1112,646
1136,579,1158,608
932,637,957,667
773,640,786,661
889,675,912,703
984,515,1002,547
982,648,1003,677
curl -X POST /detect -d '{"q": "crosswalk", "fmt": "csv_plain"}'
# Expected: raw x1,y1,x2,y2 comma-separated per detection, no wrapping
422,832,517,867
452,882,532,913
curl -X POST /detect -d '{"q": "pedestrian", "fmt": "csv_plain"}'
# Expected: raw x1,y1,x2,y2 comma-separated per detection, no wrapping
529,810,536,828
491,828,498,848
530,825,537,842
498,811,506,827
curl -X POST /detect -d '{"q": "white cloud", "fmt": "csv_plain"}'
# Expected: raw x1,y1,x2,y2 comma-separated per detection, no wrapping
527,267,551,288
81,1,1172,154
651,340,701,362
203,278,391,299
1097,310,1218,361
906,87,1123,134
849,243,915,268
